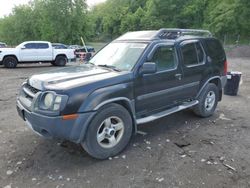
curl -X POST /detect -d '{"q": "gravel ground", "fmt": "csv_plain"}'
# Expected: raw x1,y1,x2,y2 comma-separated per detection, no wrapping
0,57,250,188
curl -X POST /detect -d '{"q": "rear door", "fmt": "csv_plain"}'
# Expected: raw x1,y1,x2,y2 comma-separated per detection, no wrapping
134,44,184,116
178,40,207,98
36,43,52,61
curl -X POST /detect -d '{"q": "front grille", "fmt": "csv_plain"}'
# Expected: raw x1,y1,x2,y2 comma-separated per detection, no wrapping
24,83,40,95
19,83,41,110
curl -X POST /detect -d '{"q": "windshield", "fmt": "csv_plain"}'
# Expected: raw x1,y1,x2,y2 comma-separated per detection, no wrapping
89,42,147,71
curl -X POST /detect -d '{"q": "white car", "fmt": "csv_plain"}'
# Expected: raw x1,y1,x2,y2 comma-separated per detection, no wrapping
0,41,75,68
0,42,7,48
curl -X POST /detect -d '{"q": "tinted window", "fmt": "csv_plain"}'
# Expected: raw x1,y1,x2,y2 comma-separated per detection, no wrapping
196,43,205,63
181,42,205,66
37,43,49,49
52,44,67,49
151,46,176,71
181,43,198,66
24,43,36,49
205,39,225,60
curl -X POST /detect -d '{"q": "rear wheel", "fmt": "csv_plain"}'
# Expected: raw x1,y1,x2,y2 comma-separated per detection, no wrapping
3,56,18,68
193,83,219,117
82,103,133,159
54,55,67,66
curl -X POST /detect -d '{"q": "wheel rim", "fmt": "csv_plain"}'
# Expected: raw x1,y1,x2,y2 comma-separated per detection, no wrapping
205,91,216,111
7,59,15,67
97,116,125,149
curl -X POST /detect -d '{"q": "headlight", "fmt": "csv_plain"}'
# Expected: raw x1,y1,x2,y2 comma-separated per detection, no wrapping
44,93,54,109
37,92,68,112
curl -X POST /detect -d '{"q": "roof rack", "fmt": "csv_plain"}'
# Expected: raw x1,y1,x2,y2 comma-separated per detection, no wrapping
155,28,212,40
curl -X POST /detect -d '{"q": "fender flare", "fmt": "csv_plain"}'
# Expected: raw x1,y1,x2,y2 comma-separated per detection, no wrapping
79,97,137,142
3,55,19,62
94,97,137,133
196,76,222,100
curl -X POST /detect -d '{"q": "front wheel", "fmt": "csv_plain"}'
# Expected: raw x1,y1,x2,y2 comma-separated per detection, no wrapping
82,103,133,159
3,56,18,68
193,83,219,117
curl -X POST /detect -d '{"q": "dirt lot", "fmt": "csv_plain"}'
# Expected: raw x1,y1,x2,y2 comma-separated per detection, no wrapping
0,56,250,188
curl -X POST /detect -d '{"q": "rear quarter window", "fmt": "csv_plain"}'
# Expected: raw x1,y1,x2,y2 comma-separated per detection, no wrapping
204,39,225,60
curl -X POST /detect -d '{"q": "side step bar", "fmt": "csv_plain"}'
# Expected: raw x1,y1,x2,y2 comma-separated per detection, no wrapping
136,100,199,124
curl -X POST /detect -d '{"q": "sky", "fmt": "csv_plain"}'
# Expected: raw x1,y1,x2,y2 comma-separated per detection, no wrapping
0,0,106,18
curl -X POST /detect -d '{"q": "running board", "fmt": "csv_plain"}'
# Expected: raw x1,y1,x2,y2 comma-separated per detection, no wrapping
136,100,199,124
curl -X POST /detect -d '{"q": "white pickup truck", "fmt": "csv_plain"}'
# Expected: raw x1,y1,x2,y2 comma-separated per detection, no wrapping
0,41,75,68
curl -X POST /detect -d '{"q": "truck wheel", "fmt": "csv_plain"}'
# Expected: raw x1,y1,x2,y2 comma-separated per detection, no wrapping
55,56,67,66
193,83,219,117
3,56,18,68
82,103,133,159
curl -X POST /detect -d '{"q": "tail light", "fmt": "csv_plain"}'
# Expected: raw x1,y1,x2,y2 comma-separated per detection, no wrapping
223,60,228,75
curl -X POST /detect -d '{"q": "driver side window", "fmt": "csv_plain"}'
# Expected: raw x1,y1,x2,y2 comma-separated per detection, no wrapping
24,43,36,49
151,46,176,72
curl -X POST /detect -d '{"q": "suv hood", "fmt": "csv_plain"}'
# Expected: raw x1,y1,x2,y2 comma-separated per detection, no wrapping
28,64,132,91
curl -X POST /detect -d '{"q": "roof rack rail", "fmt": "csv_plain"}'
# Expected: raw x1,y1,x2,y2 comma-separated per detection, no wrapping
155,28,212,39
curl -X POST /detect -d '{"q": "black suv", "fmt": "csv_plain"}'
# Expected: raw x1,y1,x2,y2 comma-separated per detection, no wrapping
17,29,227,159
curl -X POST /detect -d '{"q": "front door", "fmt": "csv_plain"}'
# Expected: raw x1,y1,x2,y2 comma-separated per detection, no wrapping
19,43,37,62
134,44,184,117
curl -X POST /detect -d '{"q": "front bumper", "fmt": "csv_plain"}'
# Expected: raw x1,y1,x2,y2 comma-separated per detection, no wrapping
0,52,4,62
17,100,96,143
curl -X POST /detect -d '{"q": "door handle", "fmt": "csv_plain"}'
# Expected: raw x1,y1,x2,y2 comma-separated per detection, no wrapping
175,73,182,80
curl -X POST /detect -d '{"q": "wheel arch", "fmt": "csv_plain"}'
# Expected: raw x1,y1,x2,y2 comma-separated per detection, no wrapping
79,97,137,143
55,54,67,59
3,55,19,61
196,76,223,101
94,98,137,134
77,82,136,142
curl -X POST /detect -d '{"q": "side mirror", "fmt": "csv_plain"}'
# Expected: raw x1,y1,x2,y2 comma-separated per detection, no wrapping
140,62,157,75
21,46,26,50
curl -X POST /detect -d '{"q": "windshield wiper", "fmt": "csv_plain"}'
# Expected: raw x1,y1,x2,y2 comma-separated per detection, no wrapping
97,64,122,72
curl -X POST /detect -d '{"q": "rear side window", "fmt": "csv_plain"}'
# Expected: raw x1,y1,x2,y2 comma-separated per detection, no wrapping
53,44,67,49
36,43,49,49
196,43,205,63
181,42,205,66
205,39,225,60
151,46,176,71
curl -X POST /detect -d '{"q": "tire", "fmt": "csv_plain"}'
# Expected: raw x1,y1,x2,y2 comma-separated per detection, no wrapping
3,56,18,68
51,61,56,66
193,83,219,117
82,103,133,159
55,56,67,66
